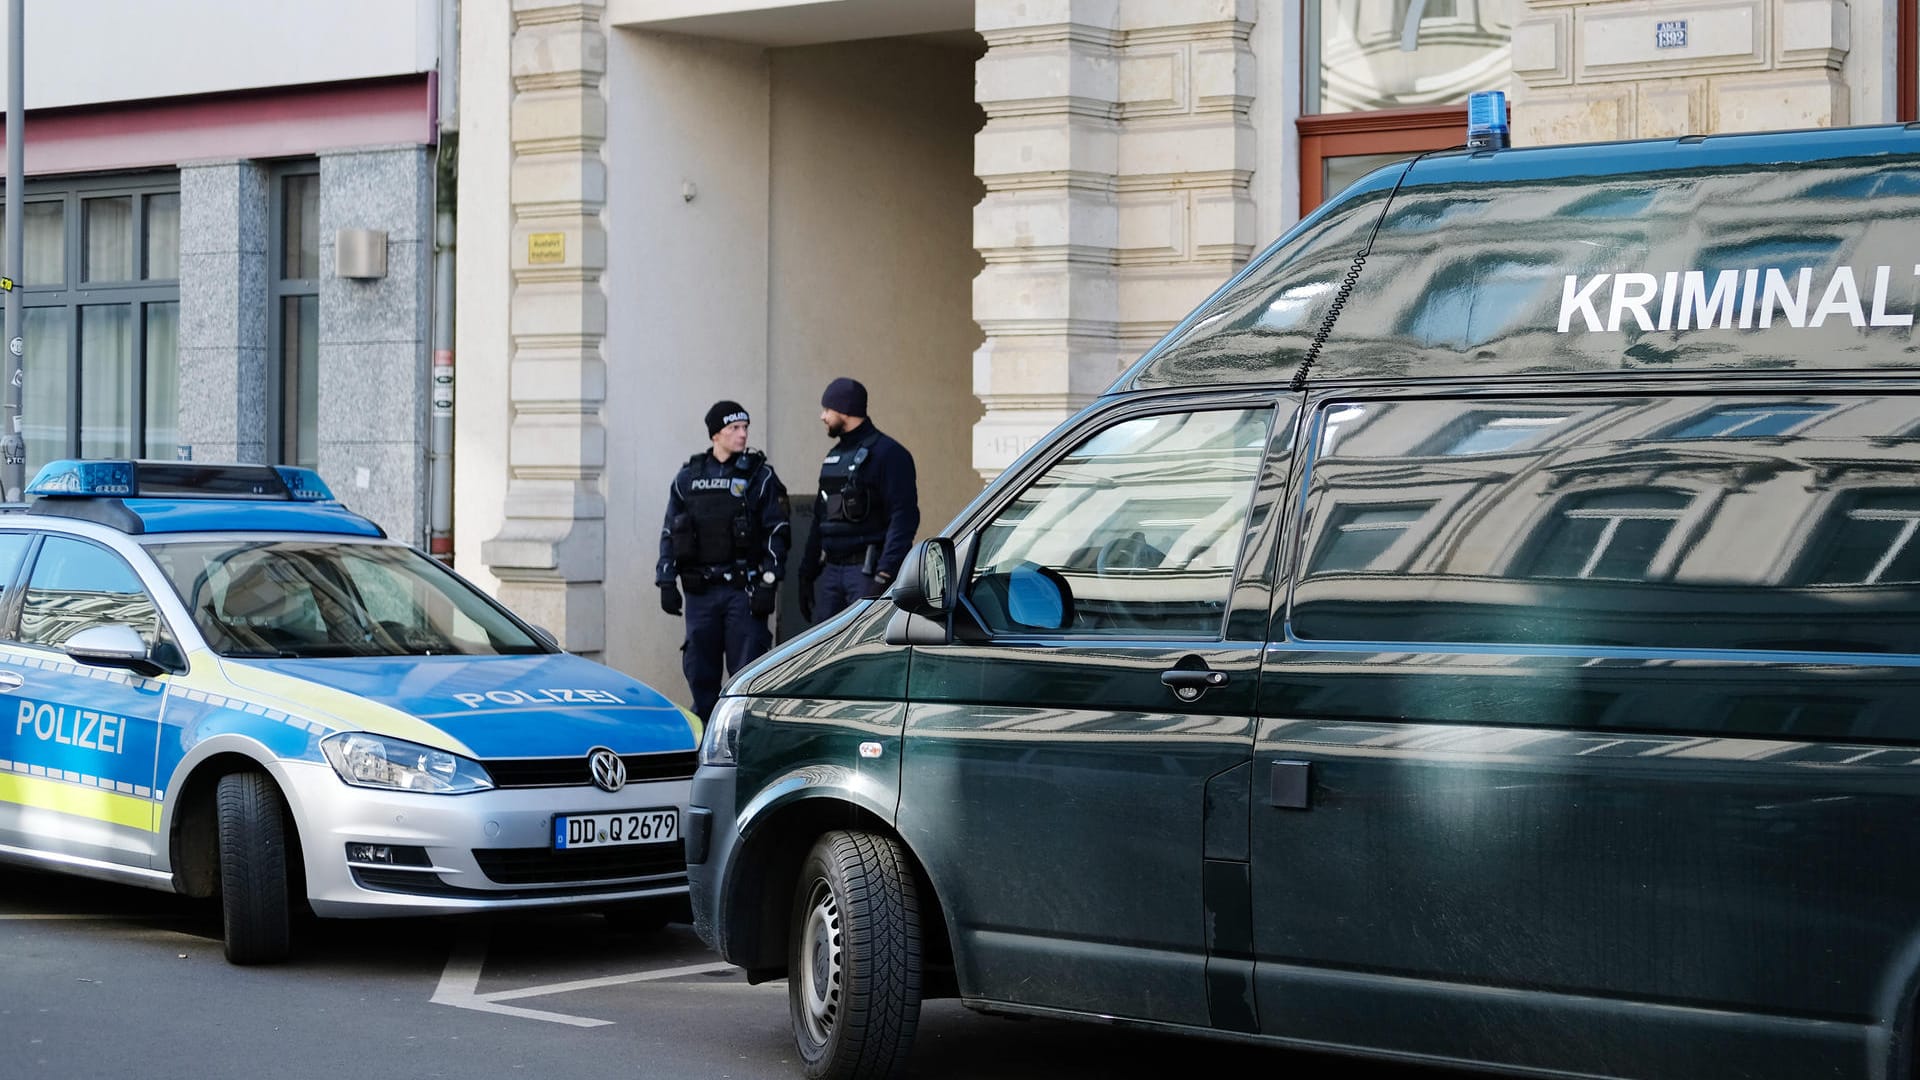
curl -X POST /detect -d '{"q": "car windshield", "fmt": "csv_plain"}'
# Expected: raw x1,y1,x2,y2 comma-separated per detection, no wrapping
147,539,547,659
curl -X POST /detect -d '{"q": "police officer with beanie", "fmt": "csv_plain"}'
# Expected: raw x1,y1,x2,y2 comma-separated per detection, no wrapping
798,377,919,623
657,401,790,720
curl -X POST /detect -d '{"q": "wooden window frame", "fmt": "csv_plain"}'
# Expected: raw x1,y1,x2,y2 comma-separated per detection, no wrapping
1298,104,1467,214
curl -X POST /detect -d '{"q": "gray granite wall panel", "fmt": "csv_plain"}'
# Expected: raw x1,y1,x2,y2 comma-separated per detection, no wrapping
176,161,270,464
318,146,435,546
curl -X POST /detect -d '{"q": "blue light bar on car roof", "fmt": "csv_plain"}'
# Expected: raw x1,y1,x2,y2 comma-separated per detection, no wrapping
27,460,135,497
26,460,337,502
273,466,335,502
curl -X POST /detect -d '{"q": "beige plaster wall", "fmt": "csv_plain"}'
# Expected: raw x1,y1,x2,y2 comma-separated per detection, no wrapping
452,0,513,596
766,38,986,539
601,29,774,693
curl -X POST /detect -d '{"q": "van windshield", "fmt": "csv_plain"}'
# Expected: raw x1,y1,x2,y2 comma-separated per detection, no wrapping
148,540,546,659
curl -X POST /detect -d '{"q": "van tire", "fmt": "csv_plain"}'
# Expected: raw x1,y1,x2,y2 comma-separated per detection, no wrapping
216,770,292,965
788,830,922,1080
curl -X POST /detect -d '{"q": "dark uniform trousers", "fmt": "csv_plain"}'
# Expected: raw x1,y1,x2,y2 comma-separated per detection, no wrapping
682,583,771,722
813,562,881,620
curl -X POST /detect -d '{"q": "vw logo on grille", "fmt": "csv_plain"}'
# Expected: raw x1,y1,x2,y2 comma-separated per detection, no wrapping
588,748,627,793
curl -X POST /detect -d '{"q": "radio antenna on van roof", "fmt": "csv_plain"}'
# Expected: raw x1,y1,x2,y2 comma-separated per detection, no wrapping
1287,149,1437,393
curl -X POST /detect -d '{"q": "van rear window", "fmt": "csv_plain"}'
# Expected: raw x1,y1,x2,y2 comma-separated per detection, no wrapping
1289,395,1920,655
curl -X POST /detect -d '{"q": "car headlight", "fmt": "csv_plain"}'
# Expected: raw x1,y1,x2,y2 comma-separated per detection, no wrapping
320,732,494,794
702,696,749,766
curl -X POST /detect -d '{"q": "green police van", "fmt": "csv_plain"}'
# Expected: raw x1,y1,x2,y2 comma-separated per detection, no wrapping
687,122,1920,1080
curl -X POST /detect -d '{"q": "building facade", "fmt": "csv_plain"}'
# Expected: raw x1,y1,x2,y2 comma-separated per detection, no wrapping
457,0,1910,700
1,0,450,545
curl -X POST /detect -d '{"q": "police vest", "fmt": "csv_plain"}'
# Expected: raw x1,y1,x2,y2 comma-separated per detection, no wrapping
672,451,764,568
816,432,882,546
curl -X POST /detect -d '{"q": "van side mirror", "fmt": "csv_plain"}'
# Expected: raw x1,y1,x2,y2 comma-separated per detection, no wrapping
891,538,956,618
65,624,166,678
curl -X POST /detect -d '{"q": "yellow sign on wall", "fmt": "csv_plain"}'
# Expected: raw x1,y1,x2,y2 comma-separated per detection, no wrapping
528,232,566,265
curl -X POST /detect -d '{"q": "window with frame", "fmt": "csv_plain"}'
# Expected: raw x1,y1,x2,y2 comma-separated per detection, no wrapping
1290,395,1920,654
1300,0,1513,213
1311,503,1433,572
0,176,180,472
1526,490,1692,581
271,165,320,468
1803,493,1920,586
967,408,1273,638
1665,403,1828,439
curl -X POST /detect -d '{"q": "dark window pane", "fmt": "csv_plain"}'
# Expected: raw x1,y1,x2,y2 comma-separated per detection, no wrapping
80,304,135,458
1313,504,1429,572
22,307,68,472
1806,493,1920,585
83,196,134,282
282,294,319,467
1669,404,1826,438
144,192,180,279
18,537,162,649
2,200,68,287
145,302,179,459
1588,518,1677,580
282,174,320,280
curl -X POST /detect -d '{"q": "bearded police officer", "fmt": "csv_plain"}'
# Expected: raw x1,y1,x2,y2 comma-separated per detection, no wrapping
798,377,919,624
658,401,790,720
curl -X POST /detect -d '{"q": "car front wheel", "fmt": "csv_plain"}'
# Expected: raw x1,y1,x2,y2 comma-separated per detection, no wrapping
216,770,293,965
789,830,923,1080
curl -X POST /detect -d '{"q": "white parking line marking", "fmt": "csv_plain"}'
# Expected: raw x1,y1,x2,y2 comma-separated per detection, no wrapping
431,938,736,1028
483,959,737,1003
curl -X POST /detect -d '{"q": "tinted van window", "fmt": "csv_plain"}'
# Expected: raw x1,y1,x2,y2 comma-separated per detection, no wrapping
1290,395,1920,653
969,407,1272,637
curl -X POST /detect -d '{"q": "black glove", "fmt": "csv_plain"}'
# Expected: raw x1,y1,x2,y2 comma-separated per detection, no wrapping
873,570,895,589
750,584,777,618
659,583,682,617
797,579,815,623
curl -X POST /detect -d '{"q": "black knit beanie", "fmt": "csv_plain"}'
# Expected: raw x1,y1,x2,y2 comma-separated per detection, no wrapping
706,400,749,437
820,377,867,417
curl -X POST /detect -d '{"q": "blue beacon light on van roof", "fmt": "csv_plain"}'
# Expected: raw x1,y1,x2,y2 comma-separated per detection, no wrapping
1467,90,1509,151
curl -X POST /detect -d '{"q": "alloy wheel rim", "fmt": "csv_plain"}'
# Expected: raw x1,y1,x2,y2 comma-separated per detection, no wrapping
799,881,843,1046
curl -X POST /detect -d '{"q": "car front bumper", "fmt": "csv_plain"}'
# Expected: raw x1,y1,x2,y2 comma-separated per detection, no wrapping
685,764,739,954
275,760,692,917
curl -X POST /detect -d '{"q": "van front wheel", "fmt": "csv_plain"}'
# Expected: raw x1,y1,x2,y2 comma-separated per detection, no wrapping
216,770,292,965
788,830,923,1080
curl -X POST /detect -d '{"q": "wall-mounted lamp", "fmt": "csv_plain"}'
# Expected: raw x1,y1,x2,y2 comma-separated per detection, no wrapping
336,228,389,279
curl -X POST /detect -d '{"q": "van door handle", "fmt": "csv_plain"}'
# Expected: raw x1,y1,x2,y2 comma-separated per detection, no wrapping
1160,666,1228,702
0,671,23,692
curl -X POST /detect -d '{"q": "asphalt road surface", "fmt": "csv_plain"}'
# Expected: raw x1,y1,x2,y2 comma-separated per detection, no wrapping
0,867,1470,1080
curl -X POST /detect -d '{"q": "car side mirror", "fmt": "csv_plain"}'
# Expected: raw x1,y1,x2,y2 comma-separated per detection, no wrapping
65,624,166,678
891,538,956,618
530,624,561,650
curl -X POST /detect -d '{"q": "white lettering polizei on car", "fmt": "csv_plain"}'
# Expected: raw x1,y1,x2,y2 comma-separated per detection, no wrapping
1558,264,1918,333
451,688,629,709
15,700,125,754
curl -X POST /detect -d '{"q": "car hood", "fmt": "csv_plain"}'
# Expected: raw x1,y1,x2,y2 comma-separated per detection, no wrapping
221,653,697,759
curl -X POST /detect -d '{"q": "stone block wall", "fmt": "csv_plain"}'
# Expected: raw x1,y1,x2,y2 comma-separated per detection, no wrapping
972,0,1259,480
1513,0,1857,143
